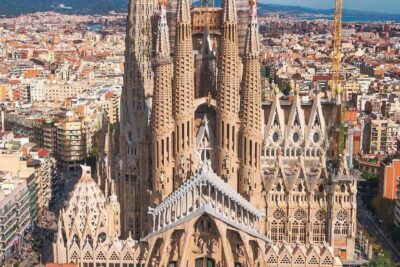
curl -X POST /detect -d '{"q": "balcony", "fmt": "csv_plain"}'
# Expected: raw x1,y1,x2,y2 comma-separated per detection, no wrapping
0,213,16,228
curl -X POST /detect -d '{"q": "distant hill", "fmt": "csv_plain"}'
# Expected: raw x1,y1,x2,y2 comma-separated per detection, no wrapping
1,0,399,22
258,3,400,22
0,0,127,16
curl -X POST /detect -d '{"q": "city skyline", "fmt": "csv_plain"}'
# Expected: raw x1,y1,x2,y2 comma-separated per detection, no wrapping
262,0,400,14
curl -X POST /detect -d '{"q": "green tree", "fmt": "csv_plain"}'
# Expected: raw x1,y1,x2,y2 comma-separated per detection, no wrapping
278,80,291,95
361,171,378,181
371,197,395,229
391,227,400,245
368,251,396,267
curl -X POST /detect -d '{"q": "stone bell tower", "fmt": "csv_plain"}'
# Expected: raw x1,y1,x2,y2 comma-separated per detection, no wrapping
239,0,263,209
172,0,197,188
150,0,176,204
216,0,241,190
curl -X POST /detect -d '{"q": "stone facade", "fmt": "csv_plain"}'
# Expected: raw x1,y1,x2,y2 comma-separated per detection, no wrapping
52,166,148,266
78,0,360,266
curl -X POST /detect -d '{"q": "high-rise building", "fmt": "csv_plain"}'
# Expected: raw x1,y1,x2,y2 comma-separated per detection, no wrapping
0,172,31,263
55,112,87,171
369,118,399,155
53,0,360,266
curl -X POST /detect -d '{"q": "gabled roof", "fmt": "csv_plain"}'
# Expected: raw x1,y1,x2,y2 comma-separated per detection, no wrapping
145,169,269,243
151,169,265,217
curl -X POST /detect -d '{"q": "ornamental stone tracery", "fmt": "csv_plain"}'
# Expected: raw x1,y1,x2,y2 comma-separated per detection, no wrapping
53,0,359,266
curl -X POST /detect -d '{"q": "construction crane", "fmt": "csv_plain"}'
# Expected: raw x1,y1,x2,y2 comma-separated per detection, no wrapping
332,0,343,95
331,0,345,158
331,0,343,93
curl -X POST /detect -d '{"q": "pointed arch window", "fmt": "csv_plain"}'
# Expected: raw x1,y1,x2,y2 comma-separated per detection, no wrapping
334,210,349,236
270,209,286,243
291,209,307,243
313,210,327,243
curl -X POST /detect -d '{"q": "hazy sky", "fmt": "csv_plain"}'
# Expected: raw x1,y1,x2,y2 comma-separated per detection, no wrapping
260,0,400,14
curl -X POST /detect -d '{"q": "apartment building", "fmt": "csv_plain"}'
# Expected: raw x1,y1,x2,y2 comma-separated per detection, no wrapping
380,159,400,200
370,118,399,155
44,81,88,102
0,137,56,215
56,112,87,170
27,156,57,212
98,91,120,124
0,172,31,263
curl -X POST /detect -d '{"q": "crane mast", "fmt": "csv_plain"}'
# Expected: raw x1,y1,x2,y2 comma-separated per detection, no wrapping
332,0,343,95
332,0,345,158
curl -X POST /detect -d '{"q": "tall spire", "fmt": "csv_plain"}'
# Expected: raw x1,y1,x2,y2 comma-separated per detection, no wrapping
151,0,175,204
245,0,259,56
155,1,171,60
222,0,238,23
119,0,158,239
172,0,196,188
216,0,241,189
177,0,191,23
239,0,263,208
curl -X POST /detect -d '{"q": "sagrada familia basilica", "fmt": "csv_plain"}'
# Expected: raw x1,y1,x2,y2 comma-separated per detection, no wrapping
53,0,360,266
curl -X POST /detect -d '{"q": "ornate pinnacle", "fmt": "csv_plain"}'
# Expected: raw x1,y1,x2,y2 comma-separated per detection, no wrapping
207,91,212,107
294,83,300,95
273,83,280,96
222,0,237,23
244,0,259,56
249,0,257,17
159,0,168,6
155,0,170,61
289,79,295,92
177,0,191,23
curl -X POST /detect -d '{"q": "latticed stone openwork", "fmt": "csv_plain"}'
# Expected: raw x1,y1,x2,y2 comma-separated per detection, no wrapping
146,168,267,241
52,0,360,265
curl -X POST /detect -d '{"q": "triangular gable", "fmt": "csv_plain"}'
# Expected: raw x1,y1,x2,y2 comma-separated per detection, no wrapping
320,245,335,265
285,94,305,146
265,245,279,264
306,94,326,147
265,93,285,147
307,246,321,265
95,245,107,261
292,244,307,265
82,247,94,261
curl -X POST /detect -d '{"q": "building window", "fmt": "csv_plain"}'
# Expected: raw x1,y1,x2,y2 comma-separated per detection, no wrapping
334,210,349,236
195,257,215,267
207,258,215,267
313,210,327,243
270,209,286,243
291,209,307,243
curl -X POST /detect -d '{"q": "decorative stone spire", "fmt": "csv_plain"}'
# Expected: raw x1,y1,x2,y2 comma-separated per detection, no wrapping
216,0,241,189
155,1,171,61
119,0,158,239
177,0,191,23
200,24,213,55
151,0,175,204
244,0,259,56
222,0,238,23
239,0,263,208
172,0,196,187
